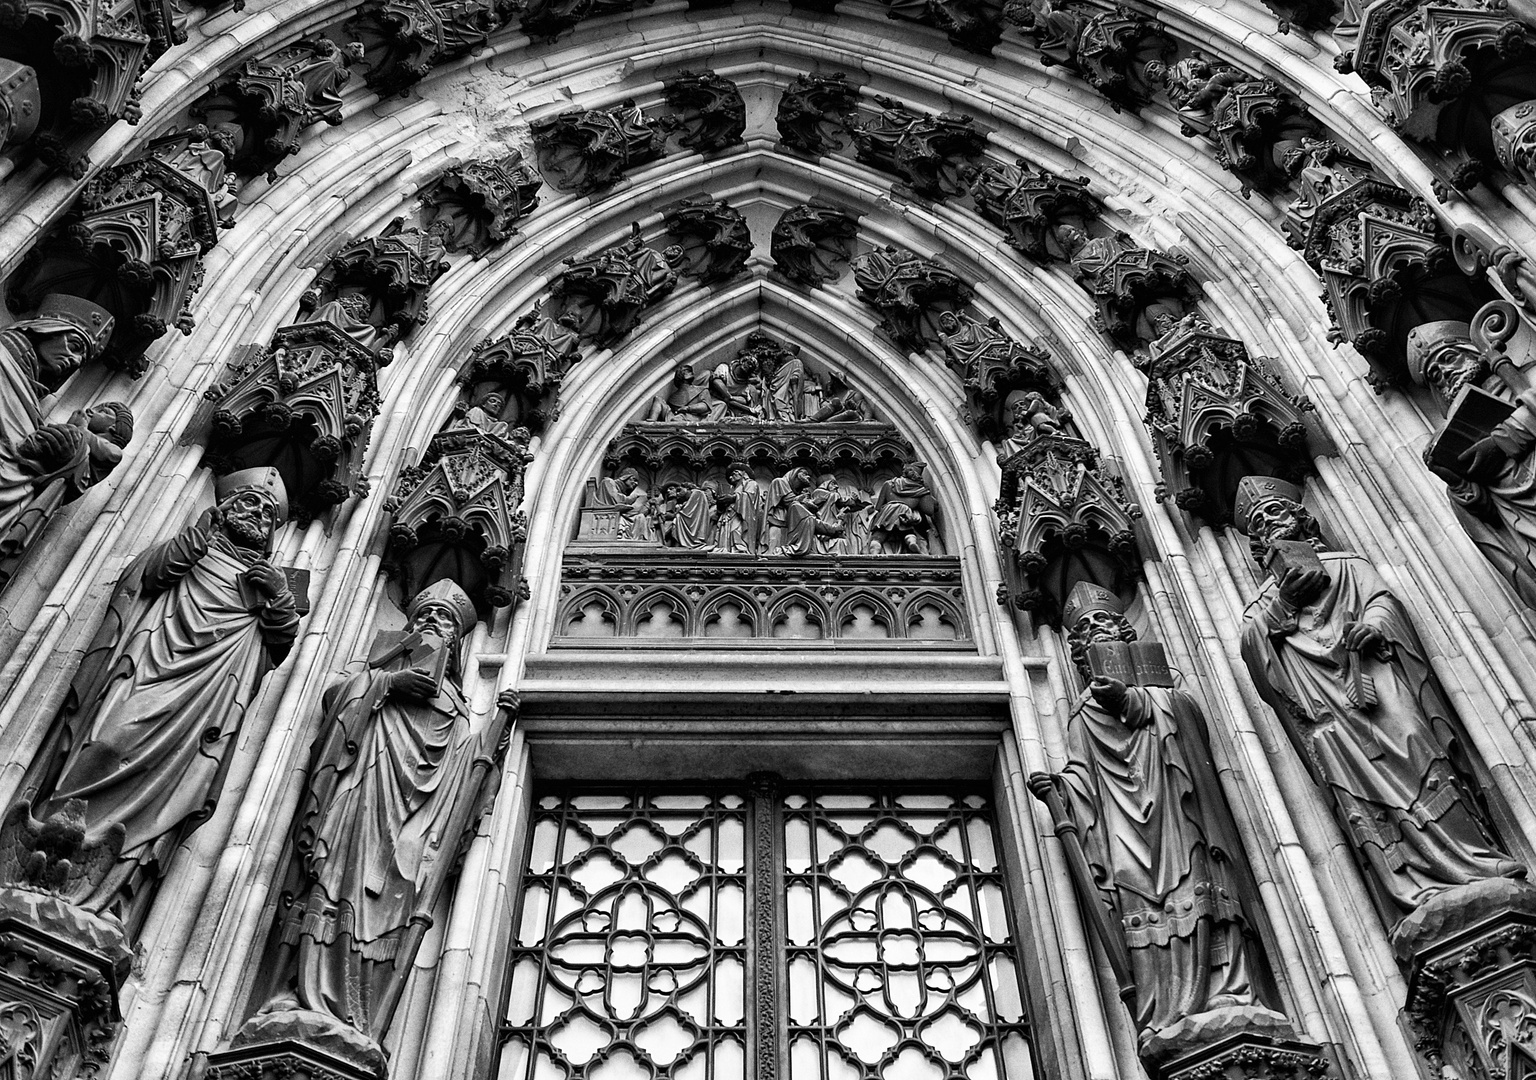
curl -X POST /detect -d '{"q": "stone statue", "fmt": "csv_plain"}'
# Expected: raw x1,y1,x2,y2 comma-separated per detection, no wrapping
1234,476,1524,923
871,460,944,554
810,371,870,422
29,467,300,924
645,362,713,422
1033,583,1281,1043
2,294,114,419
258,580,511,1055
591,467,654,541
997,391,1068,460
1409,320,1536,610
0,401,133,591
660,481,717,549
715,466,764,553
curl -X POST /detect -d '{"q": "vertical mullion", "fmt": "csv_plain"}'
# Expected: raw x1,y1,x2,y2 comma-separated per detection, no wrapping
748,772,784,1080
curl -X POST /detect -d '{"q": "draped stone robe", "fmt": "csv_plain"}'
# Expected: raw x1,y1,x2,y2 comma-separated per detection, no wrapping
1061,684,1264,1032
1241,551,1521,920
286,639,488,1039
40,523,300,917
0,330,53,581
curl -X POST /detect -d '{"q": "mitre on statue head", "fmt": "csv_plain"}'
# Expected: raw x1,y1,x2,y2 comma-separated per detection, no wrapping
216,467,290,524
30,294,115,359
407,578,478,637
1061,581,1124,629
1233,475,1303,536
1405,320,1474,386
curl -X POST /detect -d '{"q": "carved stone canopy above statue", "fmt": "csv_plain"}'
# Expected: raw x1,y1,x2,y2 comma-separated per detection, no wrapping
662,72,746,153
1142,315,1318,524
418,151,541,258
876,0,1003,54
1003,0,1173,112
344,0,502,97
520,0,652,41
776,72,859,156
202,322,382,522
772,200,858,287
852,245,976,353
937,311,1061,443
853,99,988,199
543,227,679,348
965,160,1099,261
458,311,582,436
531,101,667,194
297,222,451,361
661,194,752,284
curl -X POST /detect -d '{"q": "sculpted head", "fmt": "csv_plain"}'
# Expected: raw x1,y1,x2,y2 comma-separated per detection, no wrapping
1063,583,1136,675
406,578,477,646
902,460,927,482
18,295,115,391
1234,476,1324,563
80,401,134,448
1407,320,1486,414
677,363,695,384
216,467,288,548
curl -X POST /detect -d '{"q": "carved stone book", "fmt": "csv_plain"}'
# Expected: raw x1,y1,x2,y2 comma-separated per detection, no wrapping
1426,383,1515,482
1265,540,1324,580
1085,641,1174,687
237,567,311,614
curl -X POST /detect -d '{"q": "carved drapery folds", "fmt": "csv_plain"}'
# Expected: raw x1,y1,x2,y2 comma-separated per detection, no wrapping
1344,0,1536,191
8,128,229,376
0,0,155,174
188,37,363,180
1160,56,1324,197
662,194,751,283
966,160,1099,261
417,151,541,257
1283,147,1492,387
202,323,381,521
297,224,450,362
852,245,975,353
1003,0,1173,112
385,410,532,615
937,311,1060,443
1143,315,1317,524
996,428,1142,625
775,72,858,156
542,226,678,347
771,200,857,286
531,100,666,194
852,99,988,199
662,71,745,153
343,0,501,97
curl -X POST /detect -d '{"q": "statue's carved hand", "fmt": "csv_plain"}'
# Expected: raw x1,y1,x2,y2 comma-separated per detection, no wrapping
1025,771,1059,799
195,506,223,537
1278,567,1329,608
1342,621,1388,657
243,561,287,600
1088,676,1128,715
1461,436,1510,476
390,669,438,701
18,423,83,469
497,689,521,713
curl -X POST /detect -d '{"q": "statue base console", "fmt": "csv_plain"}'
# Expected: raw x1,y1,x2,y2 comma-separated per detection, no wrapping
0,886,132,1080
1394,876,1536,1080
1140,1005,1333,1080
206,1008,389,1080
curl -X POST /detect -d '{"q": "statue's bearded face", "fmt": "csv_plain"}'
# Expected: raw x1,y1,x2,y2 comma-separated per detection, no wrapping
1066,610,1136,672
223,491,277,546
35,330,89,390
1421,341,1484,410
1247,497,1311,544
411,603,462,646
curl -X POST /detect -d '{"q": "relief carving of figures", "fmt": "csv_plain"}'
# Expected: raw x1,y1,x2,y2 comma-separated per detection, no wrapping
643,346,864,425
590,467,656,541
852,99,987,199
771,200,858,287
871,460,944,553
662,195,752,284
1410,316,1536,609
418,152,541,258
1234,476,1525,925
1004,0,1172,112
937,311,1059,443
299,223,450,360
852,245,975,353
544,228,678,347
1032,583,1290,1057
1057,225,1199,350
189,38,365,180
19,468,299,929
775,72,858,156
662,72,746,153
252,581,513,1062
0,295,122,591
531,101,666,194
715,466,765,554
964,160,1098,261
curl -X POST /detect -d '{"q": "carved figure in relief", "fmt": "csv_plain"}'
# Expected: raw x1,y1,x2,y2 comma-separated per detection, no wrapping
1409,320,1536,610
592,467,655,541
265,580,511,1043
997,392,1067,460
871,460,944,554
811,372,870,422
31,468,299,921
644,363,714,421
715,467,765,553
659,481,718,549
765,466,846,556
1034,583,1279,1039
1234,476,1524,922
0,402,133,590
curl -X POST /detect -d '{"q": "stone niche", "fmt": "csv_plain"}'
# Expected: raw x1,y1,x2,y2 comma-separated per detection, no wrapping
554,333,974,646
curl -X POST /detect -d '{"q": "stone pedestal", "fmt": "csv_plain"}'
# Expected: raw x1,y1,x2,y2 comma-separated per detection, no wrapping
1394,877,1536,1080
1141,1005,1333,1080
206,1009,388,1080
0,886,132,1079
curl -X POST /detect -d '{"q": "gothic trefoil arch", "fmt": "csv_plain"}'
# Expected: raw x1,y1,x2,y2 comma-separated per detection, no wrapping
5,1,1536,1079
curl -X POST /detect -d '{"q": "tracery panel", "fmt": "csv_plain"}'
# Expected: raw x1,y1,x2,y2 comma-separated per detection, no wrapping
782,791,1035,1080
500,791,750,1080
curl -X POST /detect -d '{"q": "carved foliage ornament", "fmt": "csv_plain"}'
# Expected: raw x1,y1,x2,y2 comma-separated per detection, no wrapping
418,151,541,258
